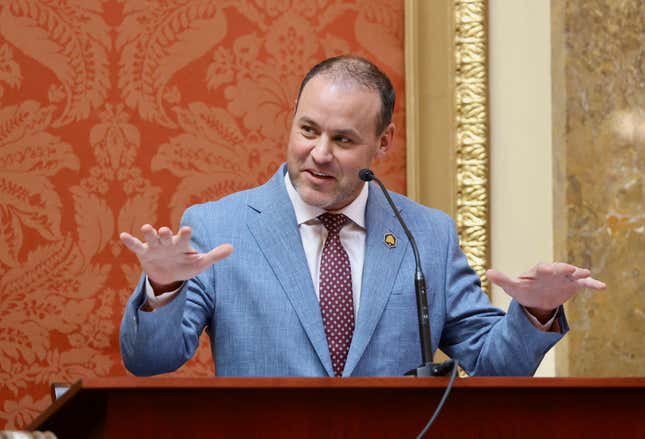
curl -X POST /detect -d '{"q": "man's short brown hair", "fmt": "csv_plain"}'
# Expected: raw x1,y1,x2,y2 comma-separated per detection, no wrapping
296,56,396,136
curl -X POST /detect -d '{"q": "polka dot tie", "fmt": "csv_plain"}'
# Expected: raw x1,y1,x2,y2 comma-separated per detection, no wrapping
318,213,355,377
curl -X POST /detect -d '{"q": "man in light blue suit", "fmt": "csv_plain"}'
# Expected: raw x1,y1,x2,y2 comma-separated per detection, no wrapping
119,56,605,377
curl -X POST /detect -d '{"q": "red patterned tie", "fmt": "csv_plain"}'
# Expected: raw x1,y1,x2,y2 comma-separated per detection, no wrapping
318,213,355,377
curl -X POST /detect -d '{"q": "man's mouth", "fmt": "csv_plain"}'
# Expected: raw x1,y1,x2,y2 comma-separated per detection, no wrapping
306,170,334,180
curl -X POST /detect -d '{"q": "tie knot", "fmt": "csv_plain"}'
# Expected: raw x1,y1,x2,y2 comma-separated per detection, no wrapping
318,213,350,235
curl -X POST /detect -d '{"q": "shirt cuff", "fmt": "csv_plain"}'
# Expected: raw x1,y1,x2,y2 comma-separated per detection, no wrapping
143,277,184,311
522,306,559,332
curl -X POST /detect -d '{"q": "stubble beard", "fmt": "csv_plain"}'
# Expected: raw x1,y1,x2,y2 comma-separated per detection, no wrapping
297,178,361,211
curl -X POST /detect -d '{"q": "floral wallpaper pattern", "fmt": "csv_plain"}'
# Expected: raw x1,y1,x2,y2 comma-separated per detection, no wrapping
0,0,405,428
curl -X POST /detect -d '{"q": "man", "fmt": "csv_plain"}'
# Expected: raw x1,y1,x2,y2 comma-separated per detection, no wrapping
119,56,605,377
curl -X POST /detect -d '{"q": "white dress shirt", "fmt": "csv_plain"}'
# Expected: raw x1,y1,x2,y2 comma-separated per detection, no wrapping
283,173,367,320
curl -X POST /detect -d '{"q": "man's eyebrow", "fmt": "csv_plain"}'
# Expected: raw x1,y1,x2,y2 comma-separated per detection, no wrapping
297,116,319,127
333,128,361,140
296,117,361,140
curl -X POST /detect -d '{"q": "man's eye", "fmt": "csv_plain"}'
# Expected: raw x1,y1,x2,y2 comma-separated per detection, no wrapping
335,136,352,144
301,126,316,136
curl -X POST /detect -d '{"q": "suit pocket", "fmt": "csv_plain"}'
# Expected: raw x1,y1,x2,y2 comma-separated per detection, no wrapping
386,289,417,308
387,282,435,313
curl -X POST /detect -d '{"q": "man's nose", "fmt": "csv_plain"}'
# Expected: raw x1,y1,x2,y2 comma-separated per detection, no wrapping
311,136,333,163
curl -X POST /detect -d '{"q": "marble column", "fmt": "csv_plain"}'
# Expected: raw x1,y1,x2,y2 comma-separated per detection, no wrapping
552,0,644,376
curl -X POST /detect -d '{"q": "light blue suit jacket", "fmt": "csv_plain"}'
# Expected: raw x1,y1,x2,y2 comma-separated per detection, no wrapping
120,165,567,377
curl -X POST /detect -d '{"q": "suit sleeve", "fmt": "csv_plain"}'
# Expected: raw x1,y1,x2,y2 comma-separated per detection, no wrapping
438,218,568,376
119,206,216,376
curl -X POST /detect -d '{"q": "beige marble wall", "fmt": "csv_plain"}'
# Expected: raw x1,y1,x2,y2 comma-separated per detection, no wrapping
552,0,644,376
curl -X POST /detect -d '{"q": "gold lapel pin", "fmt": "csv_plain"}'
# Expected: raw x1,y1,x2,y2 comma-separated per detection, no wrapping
384,233,397,248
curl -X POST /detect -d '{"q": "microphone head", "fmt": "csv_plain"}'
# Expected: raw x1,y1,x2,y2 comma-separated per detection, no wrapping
359,168,374,182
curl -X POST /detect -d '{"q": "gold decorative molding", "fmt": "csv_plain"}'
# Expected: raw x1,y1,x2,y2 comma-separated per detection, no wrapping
405,0,490,291
454,0,489,291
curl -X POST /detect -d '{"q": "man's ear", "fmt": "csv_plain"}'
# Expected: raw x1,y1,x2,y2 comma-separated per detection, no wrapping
375,123,395,159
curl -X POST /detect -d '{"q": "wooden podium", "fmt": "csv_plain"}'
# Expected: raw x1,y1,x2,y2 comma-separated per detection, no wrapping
29,377,645,438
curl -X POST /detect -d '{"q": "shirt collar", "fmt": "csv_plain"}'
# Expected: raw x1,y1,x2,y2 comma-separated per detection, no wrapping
284,173,368,228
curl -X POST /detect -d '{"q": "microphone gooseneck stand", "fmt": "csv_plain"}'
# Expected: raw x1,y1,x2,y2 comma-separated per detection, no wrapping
358,168,455,377
359,168,459,437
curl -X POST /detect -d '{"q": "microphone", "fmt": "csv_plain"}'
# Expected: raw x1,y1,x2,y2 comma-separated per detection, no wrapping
359,168,454,377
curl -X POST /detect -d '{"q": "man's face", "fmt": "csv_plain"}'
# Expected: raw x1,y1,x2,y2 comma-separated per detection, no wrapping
287,75,394,211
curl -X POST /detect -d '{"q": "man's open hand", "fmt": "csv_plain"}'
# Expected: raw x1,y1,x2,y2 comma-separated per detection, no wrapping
120,224,234,291
487,262,606,317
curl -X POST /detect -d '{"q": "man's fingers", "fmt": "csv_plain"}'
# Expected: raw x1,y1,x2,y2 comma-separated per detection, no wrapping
141,224,160,246
158,226,173,246
120,232,146,254
202,244,234,266
535,262,574,277
569,267,591,280
486,269,516,290
554,262,577,277
176,226,193,247
576,277,607,290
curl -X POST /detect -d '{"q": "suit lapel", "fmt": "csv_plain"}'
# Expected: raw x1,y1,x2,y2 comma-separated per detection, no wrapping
246,167,334,376
343,185,408,375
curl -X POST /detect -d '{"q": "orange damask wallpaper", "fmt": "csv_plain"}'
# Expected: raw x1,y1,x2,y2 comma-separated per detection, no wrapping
0,0,405,428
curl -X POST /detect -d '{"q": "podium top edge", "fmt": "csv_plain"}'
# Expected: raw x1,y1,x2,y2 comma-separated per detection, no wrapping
75,376,645,390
